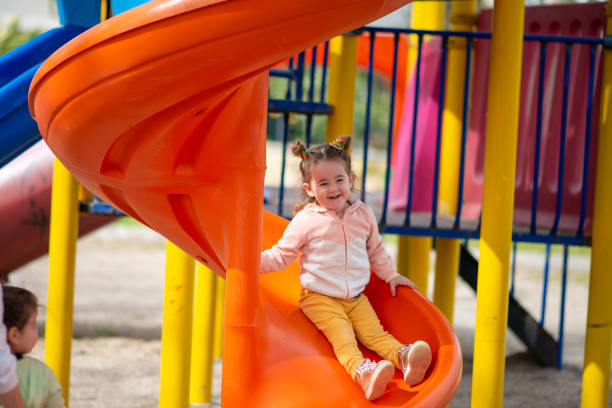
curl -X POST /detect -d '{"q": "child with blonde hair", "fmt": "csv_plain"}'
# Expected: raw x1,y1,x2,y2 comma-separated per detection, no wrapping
261,136,432,401
2,286,64,408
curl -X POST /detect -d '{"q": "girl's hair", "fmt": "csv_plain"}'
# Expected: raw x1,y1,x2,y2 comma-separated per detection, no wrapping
291,135,353,215
3,286,38,330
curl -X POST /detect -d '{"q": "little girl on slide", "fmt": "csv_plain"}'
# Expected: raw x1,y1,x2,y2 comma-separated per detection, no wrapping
261,136,432,400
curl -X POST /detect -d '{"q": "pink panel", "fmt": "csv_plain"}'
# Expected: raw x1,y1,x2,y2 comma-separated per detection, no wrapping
389,37,442,212
464,3,604,235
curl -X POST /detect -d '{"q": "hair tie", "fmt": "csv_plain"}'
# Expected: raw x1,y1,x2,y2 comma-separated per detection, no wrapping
330,138,344,151
300,149,310,160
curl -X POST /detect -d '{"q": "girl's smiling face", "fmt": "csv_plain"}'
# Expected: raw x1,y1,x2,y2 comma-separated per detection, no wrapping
304,158,353,217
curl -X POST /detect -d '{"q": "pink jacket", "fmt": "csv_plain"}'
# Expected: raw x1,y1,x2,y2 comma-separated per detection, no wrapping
261,200,400,299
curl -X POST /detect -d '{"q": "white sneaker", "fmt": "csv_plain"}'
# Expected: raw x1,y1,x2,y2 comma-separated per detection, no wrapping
398,341,432,385
355,358,394,400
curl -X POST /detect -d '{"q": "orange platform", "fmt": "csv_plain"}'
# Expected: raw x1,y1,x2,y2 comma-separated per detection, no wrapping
28,0,461,405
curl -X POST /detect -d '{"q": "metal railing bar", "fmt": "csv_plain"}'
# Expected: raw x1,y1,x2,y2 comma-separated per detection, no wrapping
296,51,306,100
320,41,329,102
577,44,597,237
430,35,449,229
380,32,401,228
361,32,376,203
305,114,313,147
531,41,547,234
308,46,317,102
557,244,570,370
550,43,572,235
278,112,290,217
269,69,298,80
287,57,295,99
366,26,603,45
381,226,587,246
453,37,473,230
403,33,424,226
540,243,551,326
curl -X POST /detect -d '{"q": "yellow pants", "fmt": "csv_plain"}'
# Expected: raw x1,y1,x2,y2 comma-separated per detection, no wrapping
299,289,403,379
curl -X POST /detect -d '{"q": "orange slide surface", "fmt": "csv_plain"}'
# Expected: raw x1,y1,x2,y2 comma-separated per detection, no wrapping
28,0,461,405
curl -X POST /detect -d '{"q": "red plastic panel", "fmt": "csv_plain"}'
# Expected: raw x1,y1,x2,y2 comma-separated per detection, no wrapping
464,3,605,235
0,141,115,278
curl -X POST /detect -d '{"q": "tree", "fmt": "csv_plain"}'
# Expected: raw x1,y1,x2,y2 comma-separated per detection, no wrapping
0,17,42,56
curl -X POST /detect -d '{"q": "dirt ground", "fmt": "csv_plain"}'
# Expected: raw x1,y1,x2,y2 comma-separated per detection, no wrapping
9,222,610,407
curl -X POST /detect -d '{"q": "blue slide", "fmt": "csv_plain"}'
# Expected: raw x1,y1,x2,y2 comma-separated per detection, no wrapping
0,25,86,168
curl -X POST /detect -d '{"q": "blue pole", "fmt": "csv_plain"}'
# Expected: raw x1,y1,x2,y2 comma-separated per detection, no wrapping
540,243,551,326
550,43,572,236
557,244,569,370
453,37,473,231
361,32,376,203
403,34,424,227
320,41,329,102
531,41,547,234
577,44,596,237
430,35,449,228
381,32,401,227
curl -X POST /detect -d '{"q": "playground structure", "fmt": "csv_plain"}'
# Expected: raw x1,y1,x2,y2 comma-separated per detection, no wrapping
0,0,611,407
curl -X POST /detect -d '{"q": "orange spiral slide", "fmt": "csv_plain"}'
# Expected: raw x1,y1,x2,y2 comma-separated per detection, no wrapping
28,0,461,406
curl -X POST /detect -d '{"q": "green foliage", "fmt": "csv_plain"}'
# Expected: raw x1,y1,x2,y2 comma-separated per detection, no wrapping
0,17,42,56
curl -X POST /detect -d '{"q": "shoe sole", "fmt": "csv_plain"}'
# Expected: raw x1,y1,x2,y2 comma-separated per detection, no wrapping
365,360,394,401
403,341,432,386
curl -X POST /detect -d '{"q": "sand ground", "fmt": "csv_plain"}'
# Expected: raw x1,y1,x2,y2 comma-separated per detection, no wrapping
9,222,610,408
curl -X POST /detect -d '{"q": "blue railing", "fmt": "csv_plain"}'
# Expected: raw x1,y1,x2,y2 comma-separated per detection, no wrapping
268,45,332,118
266,27,603,248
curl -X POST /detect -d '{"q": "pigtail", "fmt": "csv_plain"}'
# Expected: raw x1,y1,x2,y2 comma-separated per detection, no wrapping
337,135,352,152
292,140,314,215
291,140,307,158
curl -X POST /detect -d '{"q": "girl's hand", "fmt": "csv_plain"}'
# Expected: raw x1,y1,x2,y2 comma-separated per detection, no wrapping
389,275,416,296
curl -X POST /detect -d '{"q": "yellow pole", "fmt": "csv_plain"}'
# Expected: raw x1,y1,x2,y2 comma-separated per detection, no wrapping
189,263,217,406
432,1,477,322
45,158,79,405
411,2,445,31
406,2,445,73
471,2,524,408
325,33,358,142
213,274,225,359
159,241,195,408
397,1,444,296
433,238,459,320
397,237,430,296
100,0,108,21
581,2,612,406
77,185,93,203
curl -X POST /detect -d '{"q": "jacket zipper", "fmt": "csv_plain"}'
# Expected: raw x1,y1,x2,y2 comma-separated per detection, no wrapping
338,214,349,298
